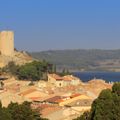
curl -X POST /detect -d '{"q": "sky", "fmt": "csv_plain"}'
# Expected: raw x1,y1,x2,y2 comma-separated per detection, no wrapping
0,0,120,51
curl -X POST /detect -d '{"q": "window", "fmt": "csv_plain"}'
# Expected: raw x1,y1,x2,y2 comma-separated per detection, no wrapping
59,83,61,87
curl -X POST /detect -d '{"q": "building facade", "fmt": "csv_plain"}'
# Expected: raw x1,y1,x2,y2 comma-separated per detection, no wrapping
48,74,81,87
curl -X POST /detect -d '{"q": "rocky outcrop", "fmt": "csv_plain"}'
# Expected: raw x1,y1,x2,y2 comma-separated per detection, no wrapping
0,50,33,68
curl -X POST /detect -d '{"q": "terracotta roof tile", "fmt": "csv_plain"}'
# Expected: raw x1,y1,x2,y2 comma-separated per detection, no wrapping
41,106,61,116
45,96,61,103
70,93,81,98
29,97,41,101
48,74,63,80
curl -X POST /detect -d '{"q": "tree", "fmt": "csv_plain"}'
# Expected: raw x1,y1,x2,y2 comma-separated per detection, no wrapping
7,101,47,120
52,65,57,73
74,83,120,120
112,82,120,96
2,61,19,75
74,111,90,120
3,60,53,81
18,64,40,80
112,83,120,119
17,61,53,81
91,89,114,120
60,68,70,76
66,69,70,75
0,101,12,120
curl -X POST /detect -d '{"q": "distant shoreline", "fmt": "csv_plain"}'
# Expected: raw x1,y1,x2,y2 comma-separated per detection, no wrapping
73,71,120,82
30,49,120,72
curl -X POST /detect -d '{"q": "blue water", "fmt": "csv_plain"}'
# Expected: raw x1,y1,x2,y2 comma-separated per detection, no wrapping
73,72,120,82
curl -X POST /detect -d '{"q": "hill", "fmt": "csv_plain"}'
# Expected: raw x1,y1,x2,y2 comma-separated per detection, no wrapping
0,50,33,68
30,49,120,72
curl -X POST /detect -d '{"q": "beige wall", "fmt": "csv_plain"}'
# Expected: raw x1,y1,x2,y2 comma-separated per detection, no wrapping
71,106,91,112
55,80,64,87
64,81,71,86
71,79,80,86
38,81,47,88
0,31,14,56
48,75,56,84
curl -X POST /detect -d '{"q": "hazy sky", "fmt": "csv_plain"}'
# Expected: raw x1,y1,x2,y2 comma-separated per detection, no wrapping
0,0,120,51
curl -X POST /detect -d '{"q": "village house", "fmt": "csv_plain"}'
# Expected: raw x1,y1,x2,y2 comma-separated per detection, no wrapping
48,74,64,87
63,75,80,86
48,74,81,87
38,81,47,88
43,93,92,107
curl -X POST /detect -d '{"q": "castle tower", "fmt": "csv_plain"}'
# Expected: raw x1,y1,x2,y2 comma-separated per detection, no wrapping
0,31,14,56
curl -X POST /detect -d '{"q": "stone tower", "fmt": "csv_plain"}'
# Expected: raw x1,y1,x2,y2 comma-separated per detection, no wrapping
0,31,14,56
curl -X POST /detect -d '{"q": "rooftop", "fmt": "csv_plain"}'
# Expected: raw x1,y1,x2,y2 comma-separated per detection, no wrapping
48,74,80,81
48,74,63,80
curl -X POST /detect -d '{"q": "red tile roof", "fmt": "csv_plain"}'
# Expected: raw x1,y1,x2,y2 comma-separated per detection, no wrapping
48,74,63,80
70,93,81,98
44,96,66,103
63,75,79,81
29,97,41,101
48,74,80,81
45,96,61,103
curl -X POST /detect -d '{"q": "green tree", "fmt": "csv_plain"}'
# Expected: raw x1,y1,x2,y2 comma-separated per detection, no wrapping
91,89,114,120
74,83,120,120
2,61,19,75
3,60,53,81
74,111,90,120
0,101,47,120
60,68,70,76
112,82,120,96
0,101,12,120
112,83,120,119
18,64,40,80
8,101,46,120
52,65,57,73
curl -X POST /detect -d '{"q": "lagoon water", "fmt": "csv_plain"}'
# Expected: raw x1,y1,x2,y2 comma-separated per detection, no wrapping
73,72,120,82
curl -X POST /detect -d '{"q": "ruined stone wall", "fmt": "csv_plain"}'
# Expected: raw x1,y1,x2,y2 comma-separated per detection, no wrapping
0,31,14,56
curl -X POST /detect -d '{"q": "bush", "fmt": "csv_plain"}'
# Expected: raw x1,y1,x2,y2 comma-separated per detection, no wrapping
0,101,47,120
3,61,53,81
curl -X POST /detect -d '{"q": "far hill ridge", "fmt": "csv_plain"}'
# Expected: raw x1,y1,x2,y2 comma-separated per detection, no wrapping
30,49,120,71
